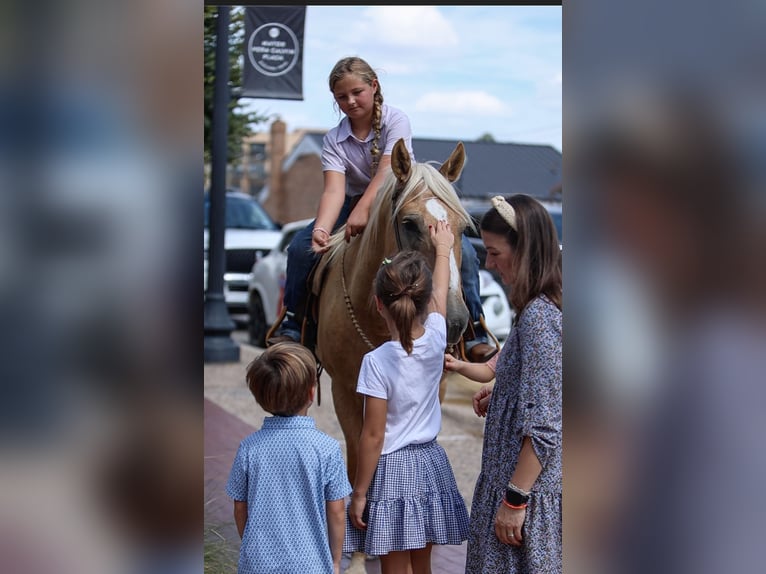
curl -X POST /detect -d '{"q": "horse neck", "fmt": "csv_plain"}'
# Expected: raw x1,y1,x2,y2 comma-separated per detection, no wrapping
344,216,398,308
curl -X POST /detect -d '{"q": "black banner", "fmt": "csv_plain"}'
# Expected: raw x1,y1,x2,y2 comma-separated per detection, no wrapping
242,6,306,100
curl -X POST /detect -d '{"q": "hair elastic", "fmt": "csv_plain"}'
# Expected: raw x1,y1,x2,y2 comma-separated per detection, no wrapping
491,195,517,231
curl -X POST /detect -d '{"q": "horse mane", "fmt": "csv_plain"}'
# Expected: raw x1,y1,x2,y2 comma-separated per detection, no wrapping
324,161,476,264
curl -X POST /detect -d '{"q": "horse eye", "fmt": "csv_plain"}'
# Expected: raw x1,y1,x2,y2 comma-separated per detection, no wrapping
402,218,420,233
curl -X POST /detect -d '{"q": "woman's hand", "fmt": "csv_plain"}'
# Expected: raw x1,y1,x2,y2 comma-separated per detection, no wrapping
495,501,526,547
429,219,454,253
349,493,368,530
344,200,370,242
472,385,493,417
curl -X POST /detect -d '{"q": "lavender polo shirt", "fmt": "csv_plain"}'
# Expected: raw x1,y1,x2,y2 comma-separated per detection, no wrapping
321,104,414,198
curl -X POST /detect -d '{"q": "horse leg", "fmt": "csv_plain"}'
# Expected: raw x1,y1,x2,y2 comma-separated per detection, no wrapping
439,370,448,404
332,378,364,482
332,378,371,574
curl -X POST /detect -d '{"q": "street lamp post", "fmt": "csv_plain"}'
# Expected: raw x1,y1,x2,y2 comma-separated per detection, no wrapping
203,5,239,363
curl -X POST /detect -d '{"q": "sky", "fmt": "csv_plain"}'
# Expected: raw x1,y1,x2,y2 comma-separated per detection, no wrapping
236,5,562,153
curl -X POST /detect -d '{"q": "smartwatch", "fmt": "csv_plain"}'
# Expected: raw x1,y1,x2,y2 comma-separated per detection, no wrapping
505,483,531,507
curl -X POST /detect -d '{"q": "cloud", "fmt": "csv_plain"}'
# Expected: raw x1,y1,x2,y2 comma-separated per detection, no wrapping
359,6,459,48
414,91,508,116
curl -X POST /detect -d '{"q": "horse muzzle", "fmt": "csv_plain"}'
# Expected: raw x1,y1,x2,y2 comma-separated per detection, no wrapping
445,297,470,347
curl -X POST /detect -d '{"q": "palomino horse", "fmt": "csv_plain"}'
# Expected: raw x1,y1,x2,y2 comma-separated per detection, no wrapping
311,138,474,573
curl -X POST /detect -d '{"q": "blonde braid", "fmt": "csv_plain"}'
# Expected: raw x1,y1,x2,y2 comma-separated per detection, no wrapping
370,91,383,176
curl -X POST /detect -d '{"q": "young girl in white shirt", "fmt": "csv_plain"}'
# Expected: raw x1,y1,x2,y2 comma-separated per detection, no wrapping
344,220,470,574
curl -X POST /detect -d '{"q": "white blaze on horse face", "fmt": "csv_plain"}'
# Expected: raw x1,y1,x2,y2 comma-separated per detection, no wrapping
448,250,460,293
425,198,448,222
426,198,460,293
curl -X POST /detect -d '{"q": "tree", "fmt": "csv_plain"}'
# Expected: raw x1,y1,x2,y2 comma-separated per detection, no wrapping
204,6,269,169
477,132,496,143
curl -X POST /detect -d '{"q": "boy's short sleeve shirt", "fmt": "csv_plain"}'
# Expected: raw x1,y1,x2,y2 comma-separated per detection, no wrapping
226,416,351,574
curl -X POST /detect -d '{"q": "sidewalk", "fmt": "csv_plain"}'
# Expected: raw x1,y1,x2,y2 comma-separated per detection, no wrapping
204,338,479,573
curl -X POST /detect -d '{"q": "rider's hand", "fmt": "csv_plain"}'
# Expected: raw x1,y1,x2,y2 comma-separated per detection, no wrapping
311,227,331,254
344,201,370,242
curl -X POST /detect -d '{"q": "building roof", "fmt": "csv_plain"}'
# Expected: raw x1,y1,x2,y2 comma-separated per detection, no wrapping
282,131,562,201
412,138,562,200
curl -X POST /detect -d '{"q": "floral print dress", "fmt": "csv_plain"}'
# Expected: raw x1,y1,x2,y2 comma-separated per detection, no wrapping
465,295,562,574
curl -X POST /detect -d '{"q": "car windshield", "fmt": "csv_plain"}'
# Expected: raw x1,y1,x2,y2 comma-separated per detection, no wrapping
204,195,278,231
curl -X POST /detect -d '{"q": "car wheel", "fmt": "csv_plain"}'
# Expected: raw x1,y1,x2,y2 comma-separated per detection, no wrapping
248,293,267,348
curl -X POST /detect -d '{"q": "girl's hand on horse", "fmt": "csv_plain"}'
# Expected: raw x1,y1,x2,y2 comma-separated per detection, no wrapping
444,353,463,373
311,233,331,254
344,199,370,242
349,492,368,530
429,220,454,253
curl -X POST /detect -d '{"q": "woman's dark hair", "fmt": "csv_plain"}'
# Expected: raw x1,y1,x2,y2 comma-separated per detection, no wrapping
374,250,433,354
481,194,562,314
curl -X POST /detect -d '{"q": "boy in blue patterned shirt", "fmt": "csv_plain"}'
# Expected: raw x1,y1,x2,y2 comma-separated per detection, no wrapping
226,342,351,574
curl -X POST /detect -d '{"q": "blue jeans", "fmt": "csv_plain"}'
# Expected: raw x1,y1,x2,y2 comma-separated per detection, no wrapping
279,198,487,343
279,197,355,340
460,235,488,342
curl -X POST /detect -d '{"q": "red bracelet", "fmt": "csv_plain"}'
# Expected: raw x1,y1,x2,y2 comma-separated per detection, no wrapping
502,499,527,510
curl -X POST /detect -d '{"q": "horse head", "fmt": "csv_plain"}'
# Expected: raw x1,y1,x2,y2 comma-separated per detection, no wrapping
388,138,474,346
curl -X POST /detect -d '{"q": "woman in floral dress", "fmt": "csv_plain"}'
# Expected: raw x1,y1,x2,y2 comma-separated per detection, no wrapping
464,194,563,574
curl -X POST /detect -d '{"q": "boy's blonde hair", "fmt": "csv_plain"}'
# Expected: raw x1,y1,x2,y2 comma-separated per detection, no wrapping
246,342,317,416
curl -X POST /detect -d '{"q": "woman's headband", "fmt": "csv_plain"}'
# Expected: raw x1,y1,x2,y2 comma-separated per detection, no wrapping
491,196,517,231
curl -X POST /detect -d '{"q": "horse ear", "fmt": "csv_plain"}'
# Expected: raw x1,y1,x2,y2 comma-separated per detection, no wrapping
391,138,411,184
440,141,466,182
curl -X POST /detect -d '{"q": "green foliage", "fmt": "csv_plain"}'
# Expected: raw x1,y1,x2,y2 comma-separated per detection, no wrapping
204,6,270,168
477,132,496,143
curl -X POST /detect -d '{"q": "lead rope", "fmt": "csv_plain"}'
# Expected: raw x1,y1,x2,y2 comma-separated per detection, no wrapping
341,249,376,351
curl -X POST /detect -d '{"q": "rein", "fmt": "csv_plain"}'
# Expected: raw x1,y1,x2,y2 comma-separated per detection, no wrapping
340,248,376,351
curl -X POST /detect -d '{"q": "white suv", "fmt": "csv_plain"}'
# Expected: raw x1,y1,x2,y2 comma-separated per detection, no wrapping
247,218,312,346
203,190,283,317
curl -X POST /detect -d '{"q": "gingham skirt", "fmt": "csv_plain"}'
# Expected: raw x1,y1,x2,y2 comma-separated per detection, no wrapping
343,439,470,556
